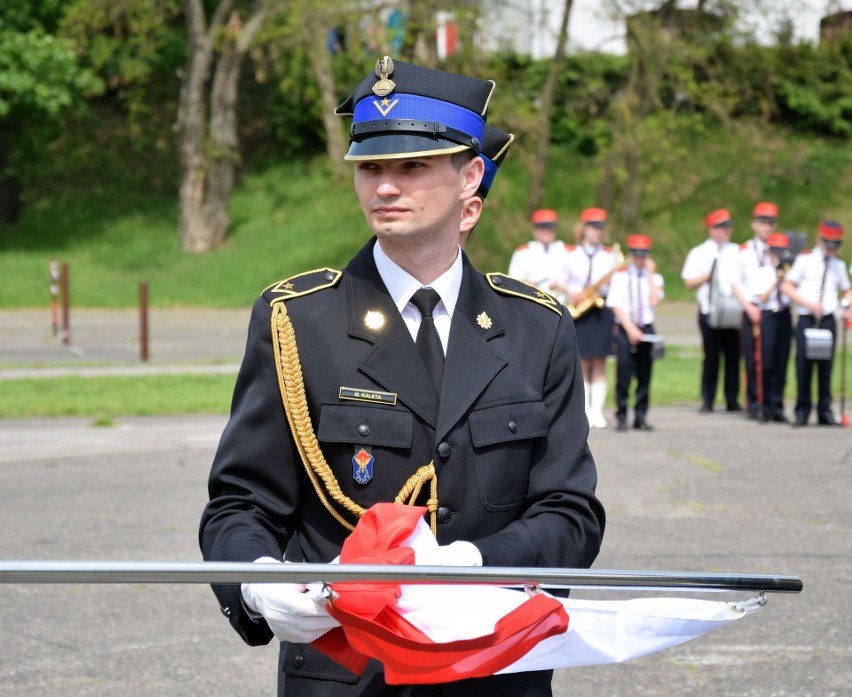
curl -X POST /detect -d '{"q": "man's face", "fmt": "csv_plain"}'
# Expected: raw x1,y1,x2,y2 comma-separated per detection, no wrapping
353,154,479,246
751,218,775,242
708,223,732,244
582,223,604,245
820,239,841,257
532,224,556,244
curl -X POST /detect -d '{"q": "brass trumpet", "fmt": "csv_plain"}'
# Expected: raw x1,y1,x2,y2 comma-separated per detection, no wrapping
567,244,626,320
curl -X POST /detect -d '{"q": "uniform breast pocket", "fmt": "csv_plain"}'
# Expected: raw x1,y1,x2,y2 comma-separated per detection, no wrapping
317,403,413,449
468,401,549,511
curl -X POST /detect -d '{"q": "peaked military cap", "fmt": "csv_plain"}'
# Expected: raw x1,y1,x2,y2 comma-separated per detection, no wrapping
335,55,496,161
478,125,514,198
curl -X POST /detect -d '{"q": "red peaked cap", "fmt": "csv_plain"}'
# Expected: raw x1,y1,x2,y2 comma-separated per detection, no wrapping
753,202,778,219
819,220,844,241
580,207,607,223
704,208,732,228
311,503,568,684
531,209,557,225
766,232,789,249
627,234,652,251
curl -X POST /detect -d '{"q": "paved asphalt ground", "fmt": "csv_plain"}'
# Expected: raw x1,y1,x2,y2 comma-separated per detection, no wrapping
0,305,849,696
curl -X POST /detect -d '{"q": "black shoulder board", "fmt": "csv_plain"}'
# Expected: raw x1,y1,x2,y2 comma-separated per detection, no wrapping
263,268,342,305
485,273,563,316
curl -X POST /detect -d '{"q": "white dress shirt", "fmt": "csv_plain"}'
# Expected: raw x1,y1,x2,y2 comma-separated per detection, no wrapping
373,240,462,354
785,247,851,316
681,238,740,314
606,266,664,325
507,240,572,299
736,238,772,303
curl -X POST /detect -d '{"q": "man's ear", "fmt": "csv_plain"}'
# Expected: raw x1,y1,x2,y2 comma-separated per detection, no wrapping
461,156,485,199
461,196,483,235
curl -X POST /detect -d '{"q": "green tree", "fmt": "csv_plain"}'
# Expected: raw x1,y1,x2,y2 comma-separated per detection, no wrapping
0,11,102,225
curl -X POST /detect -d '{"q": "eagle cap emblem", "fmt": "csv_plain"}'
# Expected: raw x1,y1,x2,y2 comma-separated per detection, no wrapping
372,56,396,97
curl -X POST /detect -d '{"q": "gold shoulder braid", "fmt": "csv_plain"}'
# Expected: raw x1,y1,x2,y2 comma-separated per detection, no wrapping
271,302,439,535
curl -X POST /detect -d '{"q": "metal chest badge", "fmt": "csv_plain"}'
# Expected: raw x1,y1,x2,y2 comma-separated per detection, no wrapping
352,448,374,484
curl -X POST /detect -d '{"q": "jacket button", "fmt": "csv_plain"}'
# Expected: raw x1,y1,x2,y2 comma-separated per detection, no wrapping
219,605,231,618
358,423,370,436
508,420,517,433
436,506,451,524
293,653,304,668
436,442,451,458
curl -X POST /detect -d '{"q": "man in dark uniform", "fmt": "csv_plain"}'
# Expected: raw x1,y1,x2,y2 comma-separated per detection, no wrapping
199,57,605,697
460,124,513,247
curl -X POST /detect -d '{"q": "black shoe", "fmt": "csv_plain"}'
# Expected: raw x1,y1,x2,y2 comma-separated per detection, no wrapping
793,415,808,427
727,404,743,412
616,420,628,432
818,414,840,426
699,404,713,413
758,412,771,424
772,413,790,424
746,409,759,420
633,420,654,431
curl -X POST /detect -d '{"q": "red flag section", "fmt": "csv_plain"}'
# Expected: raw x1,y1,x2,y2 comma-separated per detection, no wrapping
313,503,569,684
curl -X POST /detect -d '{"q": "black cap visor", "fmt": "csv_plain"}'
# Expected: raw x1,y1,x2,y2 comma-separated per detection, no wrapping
344,133,472,161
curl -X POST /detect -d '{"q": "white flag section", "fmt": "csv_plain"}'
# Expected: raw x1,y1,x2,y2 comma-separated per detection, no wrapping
311,503,761,685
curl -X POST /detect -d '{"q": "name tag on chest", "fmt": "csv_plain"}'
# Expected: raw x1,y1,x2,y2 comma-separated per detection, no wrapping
338,387,398,406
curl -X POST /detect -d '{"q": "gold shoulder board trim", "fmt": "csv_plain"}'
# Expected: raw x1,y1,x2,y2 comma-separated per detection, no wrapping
264,268,342,305
486,273,563,316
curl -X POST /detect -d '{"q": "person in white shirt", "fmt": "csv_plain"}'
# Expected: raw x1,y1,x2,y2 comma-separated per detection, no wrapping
732,202,779,419
748,232,794,423
606,234,664,431
507,208,573,300
564,207,619,429
681,209,742,413
781,220,852,426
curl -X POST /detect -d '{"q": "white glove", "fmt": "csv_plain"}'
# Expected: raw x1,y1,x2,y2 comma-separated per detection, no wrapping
241,557,340,644
416,540,482,567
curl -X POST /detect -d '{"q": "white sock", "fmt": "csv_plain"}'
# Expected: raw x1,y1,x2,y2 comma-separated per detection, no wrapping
590,382,608,422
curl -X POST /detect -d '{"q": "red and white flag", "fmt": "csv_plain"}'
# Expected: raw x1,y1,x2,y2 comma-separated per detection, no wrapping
312,504,757,684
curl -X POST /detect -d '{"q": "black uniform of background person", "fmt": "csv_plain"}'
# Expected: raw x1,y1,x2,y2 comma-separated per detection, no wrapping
199,57,605,697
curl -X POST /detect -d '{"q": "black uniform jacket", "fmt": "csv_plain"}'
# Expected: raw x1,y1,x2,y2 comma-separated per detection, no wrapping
199,238,605,692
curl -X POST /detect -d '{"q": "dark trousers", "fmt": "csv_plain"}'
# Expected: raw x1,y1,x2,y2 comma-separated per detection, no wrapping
698,313,741,409
759,307,792,417
614,323,654,422
794,314,836,420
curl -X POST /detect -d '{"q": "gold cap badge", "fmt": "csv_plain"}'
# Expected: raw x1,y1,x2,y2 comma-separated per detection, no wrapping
372,56,396,97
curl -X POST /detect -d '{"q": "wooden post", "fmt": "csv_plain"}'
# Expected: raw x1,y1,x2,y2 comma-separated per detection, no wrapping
49,259,60,336
139,282,149,362
60,263,70,345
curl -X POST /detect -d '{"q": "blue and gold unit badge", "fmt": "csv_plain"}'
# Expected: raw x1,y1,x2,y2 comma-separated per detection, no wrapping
352,448,374,485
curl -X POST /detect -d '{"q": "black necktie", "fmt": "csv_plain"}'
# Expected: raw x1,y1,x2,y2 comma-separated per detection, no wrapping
411,288,444,395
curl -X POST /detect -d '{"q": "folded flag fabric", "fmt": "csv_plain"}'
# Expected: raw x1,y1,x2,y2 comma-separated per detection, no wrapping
312,503,757,684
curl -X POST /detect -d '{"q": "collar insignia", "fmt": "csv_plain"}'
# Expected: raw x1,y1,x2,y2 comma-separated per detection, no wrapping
364,310,385,330
476,312,493,329
372,56,396,97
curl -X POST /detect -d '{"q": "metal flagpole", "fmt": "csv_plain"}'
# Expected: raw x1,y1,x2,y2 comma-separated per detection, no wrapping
0,561,803,593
